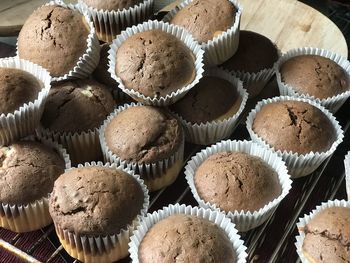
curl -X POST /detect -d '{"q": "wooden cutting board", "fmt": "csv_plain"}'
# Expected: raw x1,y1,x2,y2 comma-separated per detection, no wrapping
0,0,348,57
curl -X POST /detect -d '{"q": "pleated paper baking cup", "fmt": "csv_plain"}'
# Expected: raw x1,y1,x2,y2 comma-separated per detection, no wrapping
129,203,248,263
184,140,292,232
53,162,149,263
275,47,350,113
171,68,248,145
108,20,204,106
246,96,344,178
345,152,350,200
17,0,100,82
0,57,51,146
295,199,350,263
36,126,102,167
163,0,242,66
78,0,154,43
0,137,71,233
99,102,185,192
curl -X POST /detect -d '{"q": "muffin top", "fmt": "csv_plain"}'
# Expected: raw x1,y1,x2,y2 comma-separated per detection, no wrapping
280,55,350,99
18,5,90,77
49,166,144,235
194,152,281,212
115,29,195,98
302,207,350,263
221,30,279,73
0,68,41,114
41,79,115,133
105,105,183,163
139,214,236,263
170,0,236,43
82,0,143,11
93,43,117,87
0,141,65,205
252,100,337,154
170,76,240,124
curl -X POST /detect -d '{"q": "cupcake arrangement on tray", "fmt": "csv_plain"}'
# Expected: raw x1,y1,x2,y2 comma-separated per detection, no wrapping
0,0,350,262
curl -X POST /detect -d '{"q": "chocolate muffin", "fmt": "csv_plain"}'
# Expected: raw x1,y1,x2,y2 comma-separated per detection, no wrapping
0,141,65,205
170,76,241,124
81,0,143,11
105,106,183,163
302,207,350,262
194,152,281,212
18,5,90,77
93,43,117,87
115,29,195,98
138,214,236,262
221,30,279,73
170,0,236,43
41,79,115,133
49,166,144,235
280,55,350,99
0,68,41,114
252,100,337,154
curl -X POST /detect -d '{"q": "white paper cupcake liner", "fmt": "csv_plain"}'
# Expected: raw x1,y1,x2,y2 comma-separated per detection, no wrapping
129,203,248,263
345,152,350,201
17,0,100,82
108,20,204,106
0,136,71,233
163,0,242,66
53,162,149,262
78,0,154,43
36,126,102,167
99,102,184,191
170,67,248,145
184,139,292,232
275,47,350,113
246,96,344,178
0,57,51,146
295,199,350,263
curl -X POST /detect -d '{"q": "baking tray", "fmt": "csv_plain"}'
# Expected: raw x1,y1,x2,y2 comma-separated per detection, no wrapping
1,1,350,262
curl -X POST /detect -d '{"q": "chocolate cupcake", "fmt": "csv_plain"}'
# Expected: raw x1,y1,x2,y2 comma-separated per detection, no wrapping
169,68,248,145
78,0,153,43
17,2,100,81
49,162,149,262
37,78,115,166
129,204,248,263
0,58,51,146
296,200,350,263
185,140,291,231
246,96,344,178
108,20,204,106
0,138,70,232
221,30,279,98
276,48,350,112
100,103,184,191
163,0,242,65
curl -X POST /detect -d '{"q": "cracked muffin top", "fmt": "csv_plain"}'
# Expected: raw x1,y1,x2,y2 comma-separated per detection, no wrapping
104,105,183,163
280,55,350,99
252,100,337,154
194,152,281,212
82,0,143,11
18,5,90,77
169,0,236,44
302,207,350,263
221,30,279,73
0,141,65,205
115,29,196,98
169,76,241,124
41,79,115,133
49,166,144,235
139,214,236,263
0,68,42,114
